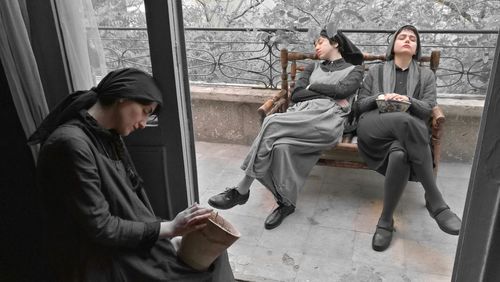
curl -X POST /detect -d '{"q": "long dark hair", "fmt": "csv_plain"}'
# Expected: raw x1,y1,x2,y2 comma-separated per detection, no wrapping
318,29,344,53
388,25,422,60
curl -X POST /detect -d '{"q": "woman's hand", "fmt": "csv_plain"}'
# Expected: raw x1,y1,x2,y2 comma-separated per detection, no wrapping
381,93,410,102
159,203,213,238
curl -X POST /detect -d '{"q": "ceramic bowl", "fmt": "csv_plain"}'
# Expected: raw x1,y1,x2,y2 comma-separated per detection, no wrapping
376,98,411,113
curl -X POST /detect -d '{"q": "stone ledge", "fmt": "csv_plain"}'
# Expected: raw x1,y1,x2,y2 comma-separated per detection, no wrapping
191,84,486,117
190,84,483,163
190,84,273,104
437,98,484,117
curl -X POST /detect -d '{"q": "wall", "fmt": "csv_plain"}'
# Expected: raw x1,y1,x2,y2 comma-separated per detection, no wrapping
190,84,483,163
439,98,483,162
0,60,50,281
190,85,271,145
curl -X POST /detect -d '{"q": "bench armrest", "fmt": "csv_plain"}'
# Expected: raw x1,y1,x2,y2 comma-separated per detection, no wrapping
257,89,288,120
431,105,445,176
431,106,445,130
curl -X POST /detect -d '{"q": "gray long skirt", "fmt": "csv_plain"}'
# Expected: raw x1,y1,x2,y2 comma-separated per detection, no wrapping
241,98,347,206
356,109,432,181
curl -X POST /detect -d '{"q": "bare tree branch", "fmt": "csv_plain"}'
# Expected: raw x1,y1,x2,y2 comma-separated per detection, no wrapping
227,0,265,25
195,0,212,23
325,6,336,24
291,4,322,26
435,0,475,25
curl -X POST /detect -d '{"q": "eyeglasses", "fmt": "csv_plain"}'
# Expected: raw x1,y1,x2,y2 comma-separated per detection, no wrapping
146,114,159,127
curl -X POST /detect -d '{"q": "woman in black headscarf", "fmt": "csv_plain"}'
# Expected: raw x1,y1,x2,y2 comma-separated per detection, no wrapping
29,68,234,281
356,25,461,252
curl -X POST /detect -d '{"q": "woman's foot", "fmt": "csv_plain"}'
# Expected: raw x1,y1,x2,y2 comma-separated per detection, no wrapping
208,187,250,209
264,203,295,230
426,201,461,235
372,219,395,252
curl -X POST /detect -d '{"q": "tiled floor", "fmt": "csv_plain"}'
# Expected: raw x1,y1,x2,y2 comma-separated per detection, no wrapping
195,141,470,282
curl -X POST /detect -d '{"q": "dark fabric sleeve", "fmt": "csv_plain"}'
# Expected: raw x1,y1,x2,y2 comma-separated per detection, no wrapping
307,65,364,99
290,63,323,103
408,69,437,120
357,67,379,114
138,221,161,249
53,136,159,249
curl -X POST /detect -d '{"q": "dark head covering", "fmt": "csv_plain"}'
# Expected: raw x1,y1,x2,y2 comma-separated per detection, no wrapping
319,29,364,65
386,25,421,61
28,68,163,145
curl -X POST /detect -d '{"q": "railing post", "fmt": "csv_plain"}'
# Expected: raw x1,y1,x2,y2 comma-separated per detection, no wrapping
280,48,288,93
268,43,273,88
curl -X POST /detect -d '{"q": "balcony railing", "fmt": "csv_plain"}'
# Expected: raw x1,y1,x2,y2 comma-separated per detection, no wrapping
97,27,498,95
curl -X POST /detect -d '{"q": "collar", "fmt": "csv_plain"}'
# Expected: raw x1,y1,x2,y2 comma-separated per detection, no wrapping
323,58,346,65
79,110,121,145
395,66,409,72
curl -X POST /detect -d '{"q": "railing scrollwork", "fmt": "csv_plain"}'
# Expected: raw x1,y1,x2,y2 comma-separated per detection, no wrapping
97,27,498,94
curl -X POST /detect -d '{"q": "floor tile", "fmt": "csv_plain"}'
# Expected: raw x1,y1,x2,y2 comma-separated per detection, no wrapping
404,239,457,276
303,226,355,265
194,142,470,281
352,231,406,270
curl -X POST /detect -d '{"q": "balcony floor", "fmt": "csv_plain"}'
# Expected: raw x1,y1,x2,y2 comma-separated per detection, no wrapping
195,141,470,282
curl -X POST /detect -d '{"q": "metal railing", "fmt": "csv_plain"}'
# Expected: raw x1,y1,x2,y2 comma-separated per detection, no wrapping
97,26,498,95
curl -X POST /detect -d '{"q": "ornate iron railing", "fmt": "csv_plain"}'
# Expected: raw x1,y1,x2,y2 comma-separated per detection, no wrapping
97,27,498,94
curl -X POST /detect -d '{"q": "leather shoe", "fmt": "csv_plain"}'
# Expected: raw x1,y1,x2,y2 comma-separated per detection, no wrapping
372,220,395,252
264,203,295,230
426,201,461,235
208,187,249,210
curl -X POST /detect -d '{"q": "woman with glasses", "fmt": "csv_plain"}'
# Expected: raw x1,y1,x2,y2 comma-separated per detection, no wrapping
30,68,234,281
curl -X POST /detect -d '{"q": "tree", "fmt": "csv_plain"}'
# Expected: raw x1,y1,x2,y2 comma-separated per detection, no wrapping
92,0,150,72
92,0,500,93
182,0,267,27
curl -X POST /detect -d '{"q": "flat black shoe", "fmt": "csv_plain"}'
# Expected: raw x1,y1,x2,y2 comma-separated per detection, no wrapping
372,220,395,252
208,187,249,210
264,203,295,230
426,202,461,235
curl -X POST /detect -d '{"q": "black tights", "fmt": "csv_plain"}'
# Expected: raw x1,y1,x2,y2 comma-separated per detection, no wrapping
378,149,446,228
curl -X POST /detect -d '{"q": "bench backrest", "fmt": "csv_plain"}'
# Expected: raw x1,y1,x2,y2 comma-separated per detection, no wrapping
281,49,441,97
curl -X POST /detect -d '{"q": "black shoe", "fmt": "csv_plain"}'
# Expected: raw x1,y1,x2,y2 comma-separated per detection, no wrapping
372,220,395,252
208,187,249,210
426,201,461,235
264,203,295,230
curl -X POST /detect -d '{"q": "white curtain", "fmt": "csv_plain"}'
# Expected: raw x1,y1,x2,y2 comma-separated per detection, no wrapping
0,0,106,161
82,0,108,84
0,0,49,159
55,0,107,89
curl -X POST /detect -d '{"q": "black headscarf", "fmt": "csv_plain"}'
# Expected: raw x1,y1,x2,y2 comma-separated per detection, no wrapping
386,24,422,61
28,68,163,145
319,29,364,65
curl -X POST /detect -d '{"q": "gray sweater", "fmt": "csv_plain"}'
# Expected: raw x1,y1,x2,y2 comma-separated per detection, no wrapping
357,64,437,121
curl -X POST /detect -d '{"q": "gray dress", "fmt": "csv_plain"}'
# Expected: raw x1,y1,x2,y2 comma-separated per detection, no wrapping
241,59,363,206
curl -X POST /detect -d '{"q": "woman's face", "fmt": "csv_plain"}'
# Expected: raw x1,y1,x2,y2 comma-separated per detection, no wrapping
392,29,418,58
113,99,158,136
314,36,338,60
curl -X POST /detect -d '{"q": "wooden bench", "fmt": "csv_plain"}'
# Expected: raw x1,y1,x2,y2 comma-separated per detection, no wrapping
257,49,445,176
